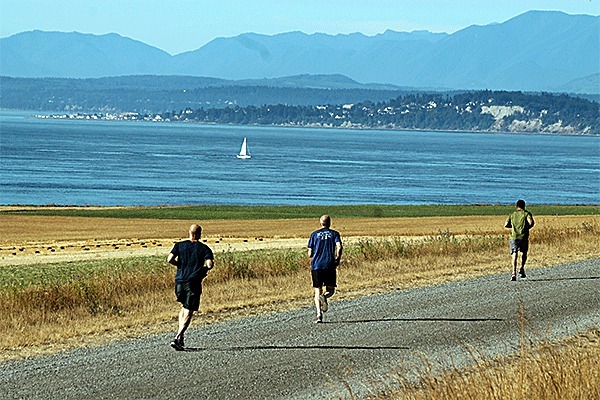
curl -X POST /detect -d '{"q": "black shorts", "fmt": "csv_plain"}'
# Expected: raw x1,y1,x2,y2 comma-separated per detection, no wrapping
311,268,337,288
175,281,202,311
510,239,529,255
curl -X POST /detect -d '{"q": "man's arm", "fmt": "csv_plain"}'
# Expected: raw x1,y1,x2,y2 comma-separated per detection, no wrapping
307,233,314,259
205,258,214,270
335,242,343,264
167,252,179,267
527,214,535,228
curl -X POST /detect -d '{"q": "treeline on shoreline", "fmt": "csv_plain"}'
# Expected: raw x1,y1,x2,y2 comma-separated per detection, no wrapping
2,75,598,134
163,90,599,134
2,204,598,220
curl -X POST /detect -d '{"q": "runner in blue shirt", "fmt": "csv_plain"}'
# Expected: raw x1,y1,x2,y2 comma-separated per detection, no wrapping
308,215,343,323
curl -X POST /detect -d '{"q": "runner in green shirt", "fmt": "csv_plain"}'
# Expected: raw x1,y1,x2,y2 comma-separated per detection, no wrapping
504,200,535,281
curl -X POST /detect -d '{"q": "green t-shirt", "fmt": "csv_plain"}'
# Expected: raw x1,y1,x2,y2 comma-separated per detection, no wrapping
505,209,534,240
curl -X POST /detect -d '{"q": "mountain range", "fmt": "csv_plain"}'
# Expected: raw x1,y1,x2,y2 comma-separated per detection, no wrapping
1,10,598,93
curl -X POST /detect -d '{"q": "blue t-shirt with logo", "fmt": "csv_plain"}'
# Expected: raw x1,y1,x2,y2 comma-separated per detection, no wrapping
308,228,341,270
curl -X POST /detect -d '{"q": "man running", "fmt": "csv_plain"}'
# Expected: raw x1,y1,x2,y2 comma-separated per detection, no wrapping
308,215,343,323
167,224,214,350
504,200,535,281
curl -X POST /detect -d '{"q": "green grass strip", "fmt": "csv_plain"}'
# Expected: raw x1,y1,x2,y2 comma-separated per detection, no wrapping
2,204,598,220
0,255,167,290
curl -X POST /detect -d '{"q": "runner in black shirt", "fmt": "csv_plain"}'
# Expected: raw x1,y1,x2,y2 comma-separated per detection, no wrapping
167,224,214,350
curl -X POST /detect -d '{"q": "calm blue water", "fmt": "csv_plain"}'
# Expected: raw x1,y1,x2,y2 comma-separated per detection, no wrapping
1,110,599,206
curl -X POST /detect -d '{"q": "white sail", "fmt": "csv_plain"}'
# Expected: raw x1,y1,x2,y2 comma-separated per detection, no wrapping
236,137,251,159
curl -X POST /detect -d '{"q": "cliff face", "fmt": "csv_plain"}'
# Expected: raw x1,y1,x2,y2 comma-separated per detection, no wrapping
480,105,596,134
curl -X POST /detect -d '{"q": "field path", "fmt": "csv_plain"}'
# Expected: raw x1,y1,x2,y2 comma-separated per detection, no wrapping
1,259,598,399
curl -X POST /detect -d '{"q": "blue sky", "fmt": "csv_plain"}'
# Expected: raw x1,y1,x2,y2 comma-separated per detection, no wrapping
1,0,598,55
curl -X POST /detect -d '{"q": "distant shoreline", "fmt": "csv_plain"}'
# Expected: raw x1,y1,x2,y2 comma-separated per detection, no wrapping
27,111,600,137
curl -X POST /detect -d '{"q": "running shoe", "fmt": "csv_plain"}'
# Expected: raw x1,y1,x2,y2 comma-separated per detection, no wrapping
315,313,323,323
319,294,328,312
519,269,526,279
511,275,517,281
170,337,184,351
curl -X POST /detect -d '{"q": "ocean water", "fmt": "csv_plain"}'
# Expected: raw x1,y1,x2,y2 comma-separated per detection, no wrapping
1,110,598,206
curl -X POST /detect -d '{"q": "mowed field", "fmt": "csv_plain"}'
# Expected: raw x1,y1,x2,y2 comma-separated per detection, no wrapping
2,210,598,266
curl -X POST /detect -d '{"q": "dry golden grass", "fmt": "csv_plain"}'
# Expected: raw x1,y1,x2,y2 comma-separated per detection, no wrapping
374,329,600,400
1,214,594,266
0,215,598,362
3,214,595,245
1,214,499,265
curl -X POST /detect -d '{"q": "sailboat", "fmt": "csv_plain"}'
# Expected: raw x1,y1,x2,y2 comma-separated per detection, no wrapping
236,137,251,159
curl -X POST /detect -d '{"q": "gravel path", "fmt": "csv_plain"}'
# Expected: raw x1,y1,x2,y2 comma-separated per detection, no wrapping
1,259,598,399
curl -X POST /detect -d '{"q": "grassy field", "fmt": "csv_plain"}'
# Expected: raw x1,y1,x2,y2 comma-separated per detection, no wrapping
373,329,599,400
2,204,599,220
0,205,599,397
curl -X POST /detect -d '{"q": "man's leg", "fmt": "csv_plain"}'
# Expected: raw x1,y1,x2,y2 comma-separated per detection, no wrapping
318,286,334,313
314,288,324,322
520,251,528,277
176,306,194,340
520,241,529,272
314,288,323,315
511,252,518,280
324,286,335,299
321,266,336,310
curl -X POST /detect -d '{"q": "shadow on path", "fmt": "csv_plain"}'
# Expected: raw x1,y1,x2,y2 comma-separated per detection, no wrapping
184,344,409,352
329,317,504,324
527,276,599,282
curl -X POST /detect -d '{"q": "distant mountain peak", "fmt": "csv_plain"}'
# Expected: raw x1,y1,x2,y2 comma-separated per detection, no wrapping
1,11,597,92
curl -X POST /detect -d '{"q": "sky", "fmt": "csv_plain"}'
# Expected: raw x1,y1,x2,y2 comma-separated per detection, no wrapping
1,0,598,55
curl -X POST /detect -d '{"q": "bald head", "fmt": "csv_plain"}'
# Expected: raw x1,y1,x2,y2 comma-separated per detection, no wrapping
189,224,202,240
320,215,331,228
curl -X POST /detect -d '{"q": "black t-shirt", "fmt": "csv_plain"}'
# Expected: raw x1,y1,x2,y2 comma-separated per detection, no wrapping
171,240,214,284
